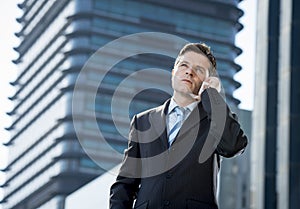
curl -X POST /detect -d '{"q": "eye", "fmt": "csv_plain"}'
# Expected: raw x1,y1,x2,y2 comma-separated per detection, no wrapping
180,63,188,67
196,68,205,74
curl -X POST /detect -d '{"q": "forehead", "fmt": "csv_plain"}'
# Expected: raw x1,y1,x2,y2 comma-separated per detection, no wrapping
178,51,211,68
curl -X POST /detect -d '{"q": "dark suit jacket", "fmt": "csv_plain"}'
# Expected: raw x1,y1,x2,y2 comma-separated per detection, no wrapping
110,89,248,209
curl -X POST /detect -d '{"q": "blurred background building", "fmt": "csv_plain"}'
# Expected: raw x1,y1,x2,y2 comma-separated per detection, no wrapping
251,0,300,209
0,0,250,209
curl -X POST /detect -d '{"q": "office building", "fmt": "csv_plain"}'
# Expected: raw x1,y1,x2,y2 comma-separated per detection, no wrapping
251,0,300,209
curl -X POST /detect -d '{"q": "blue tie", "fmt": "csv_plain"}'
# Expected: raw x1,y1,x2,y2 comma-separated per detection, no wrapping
168,107,184,147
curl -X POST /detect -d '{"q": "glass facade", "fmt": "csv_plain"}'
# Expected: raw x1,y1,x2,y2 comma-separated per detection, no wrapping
251,0,300,209
1,0,244,208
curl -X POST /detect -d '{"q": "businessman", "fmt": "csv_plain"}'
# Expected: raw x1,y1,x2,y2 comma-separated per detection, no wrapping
110,43,248,209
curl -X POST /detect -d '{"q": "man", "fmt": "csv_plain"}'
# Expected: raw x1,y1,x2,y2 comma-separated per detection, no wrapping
110,43,248,209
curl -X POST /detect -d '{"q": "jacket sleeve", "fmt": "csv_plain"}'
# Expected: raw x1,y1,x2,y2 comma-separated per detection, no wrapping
201,88,248,158
110,115,141,209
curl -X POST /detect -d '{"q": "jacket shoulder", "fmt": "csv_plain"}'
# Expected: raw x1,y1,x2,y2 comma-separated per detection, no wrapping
136,104,165,119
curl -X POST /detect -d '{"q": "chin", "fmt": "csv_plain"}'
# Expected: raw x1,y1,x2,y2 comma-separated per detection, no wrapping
181,90,194,96
175,86,195,95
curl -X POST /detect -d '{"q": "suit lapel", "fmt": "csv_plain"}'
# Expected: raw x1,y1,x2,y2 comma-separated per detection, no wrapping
149,99,170,150
176,102,208,142
149,100,208,149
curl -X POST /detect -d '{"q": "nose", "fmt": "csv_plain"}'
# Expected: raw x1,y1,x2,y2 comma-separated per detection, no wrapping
185,66,194,76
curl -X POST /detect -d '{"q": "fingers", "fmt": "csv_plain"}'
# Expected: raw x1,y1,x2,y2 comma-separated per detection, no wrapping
203,77,221,92
202,81,211,89
190,77,221,101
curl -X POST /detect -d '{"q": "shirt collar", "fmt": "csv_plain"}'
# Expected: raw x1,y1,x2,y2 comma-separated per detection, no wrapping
168,97,199,114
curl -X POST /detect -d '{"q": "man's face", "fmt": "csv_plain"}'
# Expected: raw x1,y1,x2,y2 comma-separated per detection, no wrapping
172,51,211,95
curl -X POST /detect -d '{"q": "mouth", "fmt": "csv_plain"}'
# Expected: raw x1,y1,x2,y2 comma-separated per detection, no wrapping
181,79,192,85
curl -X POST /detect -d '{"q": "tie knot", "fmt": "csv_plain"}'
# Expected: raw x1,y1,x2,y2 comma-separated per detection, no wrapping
175,106,185,116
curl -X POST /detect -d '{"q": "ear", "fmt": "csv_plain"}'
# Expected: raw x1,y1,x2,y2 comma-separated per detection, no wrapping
171,68,175,76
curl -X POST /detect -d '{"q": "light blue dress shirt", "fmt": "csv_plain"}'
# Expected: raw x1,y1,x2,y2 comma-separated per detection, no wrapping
166,98,199,136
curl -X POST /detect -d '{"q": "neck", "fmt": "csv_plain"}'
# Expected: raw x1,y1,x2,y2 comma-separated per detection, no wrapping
173,91,196,107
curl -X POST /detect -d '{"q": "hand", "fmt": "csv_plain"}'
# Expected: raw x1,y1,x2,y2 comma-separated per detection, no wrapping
199,77,221,94
189,77,221,101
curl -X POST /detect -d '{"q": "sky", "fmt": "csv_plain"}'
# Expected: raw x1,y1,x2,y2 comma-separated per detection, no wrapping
0,0,256,205
0,1,21,204
234,0,257,110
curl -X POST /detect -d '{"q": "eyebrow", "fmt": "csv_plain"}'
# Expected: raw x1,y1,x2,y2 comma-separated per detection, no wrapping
179,60,206,71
